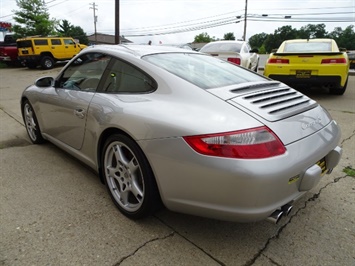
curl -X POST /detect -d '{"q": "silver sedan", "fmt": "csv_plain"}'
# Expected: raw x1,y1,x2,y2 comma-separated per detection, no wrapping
21,44,342,224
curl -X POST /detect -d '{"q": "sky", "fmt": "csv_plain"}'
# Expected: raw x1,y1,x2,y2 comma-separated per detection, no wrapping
0,0,354,44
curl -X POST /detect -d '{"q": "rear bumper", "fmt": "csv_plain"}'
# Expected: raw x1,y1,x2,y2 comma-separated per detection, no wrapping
0,56,13,62
268,74,343,88
139,120,341,222
18,55,41,64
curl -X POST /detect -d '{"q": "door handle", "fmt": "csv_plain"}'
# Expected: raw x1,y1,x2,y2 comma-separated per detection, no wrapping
74,108,85,119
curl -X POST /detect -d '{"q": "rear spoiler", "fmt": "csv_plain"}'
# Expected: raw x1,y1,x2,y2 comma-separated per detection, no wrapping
273,52,344,56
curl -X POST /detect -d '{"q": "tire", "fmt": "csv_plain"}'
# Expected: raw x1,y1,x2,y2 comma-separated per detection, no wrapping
102,134,161,219
329,77,348,95
22,100,44,144
254,61,259,72
40,56,55,69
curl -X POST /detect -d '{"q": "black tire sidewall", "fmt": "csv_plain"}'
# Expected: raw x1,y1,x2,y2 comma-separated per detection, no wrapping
22,100,44,144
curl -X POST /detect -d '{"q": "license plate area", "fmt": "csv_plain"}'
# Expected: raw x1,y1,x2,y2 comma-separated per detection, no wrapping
296,70,311,78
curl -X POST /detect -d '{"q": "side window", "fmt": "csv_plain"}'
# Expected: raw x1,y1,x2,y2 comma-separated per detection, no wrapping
64,39,75,45
57,53,111,92
34,39,48,45
51,39,61,45
101,58,156,93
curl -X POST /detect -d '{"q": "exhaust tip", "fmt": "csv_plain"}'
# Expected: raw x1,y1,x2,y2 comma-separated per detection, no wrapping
281,204,293,216
267,210,284,224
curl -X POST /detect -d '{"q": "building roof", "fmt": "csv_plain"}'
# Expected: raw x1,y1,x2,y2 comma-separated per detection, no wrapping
87,33,132,44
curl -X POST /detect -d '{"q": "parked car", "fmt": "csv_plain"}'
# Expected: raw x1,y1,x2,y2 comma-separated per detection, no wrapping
347,51,355,69
200,40,259,71
21,45,342,224
264,38,350,95
0,33,22,66
17,36,87,69
160,43,193,50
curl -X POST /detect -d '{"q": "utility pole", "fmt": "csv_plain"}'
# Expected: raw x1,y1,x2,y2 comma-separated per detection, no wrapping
90,2,98,43
243,0,248,41
115,0,120,44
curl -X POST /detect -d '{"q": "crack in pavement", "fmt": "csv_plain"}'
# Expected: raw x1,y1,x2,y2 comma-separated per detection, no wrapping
1,108,24,126
262,254,282,266
244,173,350,266
153,216,227,266
114,231,175,266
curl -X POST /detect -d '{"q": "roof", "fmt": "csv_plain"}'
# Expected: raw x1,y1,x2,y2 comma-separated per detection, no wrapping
84,44,199,58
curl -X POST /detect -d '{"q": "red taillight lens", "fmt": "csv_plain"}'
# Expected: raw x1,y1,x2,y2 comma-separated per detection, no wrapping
227,58,241,65
268,58,289,64
183,126,286,159
321,58,347,64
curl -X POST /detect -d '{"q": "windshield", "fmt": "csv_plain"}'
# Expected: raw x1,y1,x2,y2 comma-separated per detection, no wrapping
142,53,265,89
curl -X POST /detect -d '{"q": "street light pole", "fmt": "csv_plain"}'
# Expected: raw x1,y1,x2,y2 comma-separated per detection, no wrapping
243,0,248,41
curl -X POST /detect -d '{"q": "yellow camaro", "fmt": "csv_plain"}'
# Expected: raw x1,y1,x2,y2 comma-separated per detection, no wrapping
264,39,350,95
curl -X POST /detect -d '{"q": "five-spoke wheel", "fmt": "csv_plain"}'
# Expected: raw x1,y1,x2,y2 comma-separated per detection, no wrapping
102,134,160,219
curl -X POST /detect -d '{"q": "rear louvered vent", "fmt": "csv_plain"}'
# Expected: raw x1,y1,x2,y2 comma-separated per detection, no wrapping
232,87,318,122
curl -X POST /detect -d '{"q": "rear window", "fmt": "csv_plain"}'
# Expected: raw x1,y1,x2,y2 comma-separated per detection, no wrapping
142,53,265,89
284,42,332,52
17,40,32,48
200,42,243,53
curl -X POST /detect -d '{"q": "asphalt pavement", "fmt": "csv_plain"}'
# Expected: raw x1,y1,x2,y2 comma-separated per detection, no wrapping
0,64,354,266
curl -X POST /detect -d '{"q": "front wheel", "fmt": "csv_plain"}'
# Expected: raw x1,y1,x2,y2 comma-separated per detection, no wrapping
102,134,161,219
22,100,44,144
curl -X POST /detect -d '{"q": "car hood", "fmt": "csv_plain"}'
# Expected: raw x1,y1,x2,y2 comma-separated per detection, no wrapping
207,81,334,145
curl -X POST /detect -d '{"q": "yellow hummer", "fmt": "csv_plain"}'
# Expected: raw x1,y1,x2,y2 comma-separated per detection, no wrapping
17,36,87,69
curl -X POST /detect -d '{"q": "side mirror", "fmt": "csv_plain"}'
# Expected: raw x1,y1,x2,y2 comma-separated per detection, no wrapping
250,48,259,53
339,48,347,52
271,49,278,53
35,77,54,88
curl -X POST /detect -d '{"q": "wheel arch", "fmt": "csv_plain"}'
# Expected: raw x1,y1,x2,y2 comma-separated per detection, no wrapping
97,128,147,183
40,52,54,59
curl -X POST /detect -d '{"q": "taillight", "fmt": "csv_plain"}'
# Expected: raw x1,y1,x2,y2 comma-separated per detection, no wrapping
268,58,289,64
227,58,241,65
321,58,347,64
183,126,286,159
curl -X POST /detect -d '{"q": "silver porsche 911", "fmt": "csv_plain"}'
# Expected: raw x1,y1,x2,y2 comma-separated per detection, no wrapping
21,44,342,224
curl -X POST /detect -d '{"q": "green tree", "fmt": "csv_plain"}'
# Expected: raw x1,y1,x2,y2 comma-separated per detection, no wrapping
298,24,328,39
194,32,213,43
56,19,72,36
12,0,57,38
329,25,355,50
249,32,268,49
57,20,89,44
263,26,298,53
223,32,235,40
